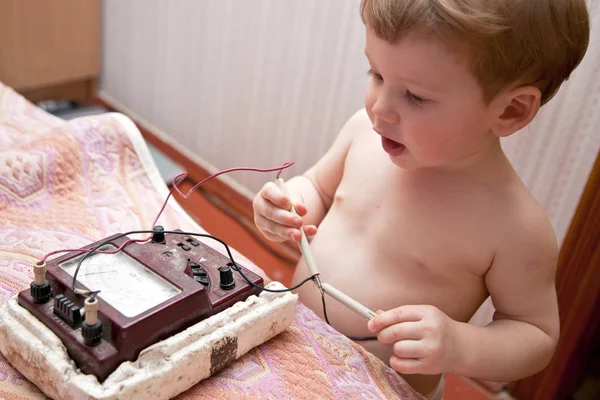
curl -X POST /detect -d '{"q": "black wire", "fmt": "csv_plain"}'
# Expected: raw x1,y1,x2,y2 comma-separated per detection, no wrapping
72,228,375,341
89,290,101,302
180,183,300,266
72,229,314,294
321,289,377,341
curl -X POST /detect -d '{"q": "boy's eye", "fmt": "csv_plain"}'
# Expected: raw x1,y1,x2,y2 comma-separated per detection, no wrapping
367,69,383,82
405,90,428,106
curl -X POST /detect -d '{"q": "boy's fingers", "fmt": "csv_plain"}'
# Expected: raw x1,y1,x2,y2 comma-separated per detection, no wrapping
389,356,423,375
255,196,302,228
260,230,285,243
289,230,302,242
368,306,423,332
255,182,314,242
255,214,298,240
376,321,423,344
261,182,291,209
294,203,308,216
266,207,302,228
303,225,318,237
254,214,282,236
261,182,308,215
393,340,426,359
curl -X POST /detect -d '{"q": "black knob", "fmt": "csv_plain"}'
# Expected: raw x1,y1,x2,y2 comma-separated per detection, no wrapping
192,268,207,277
30,281,51,304
194,275,210,286
152,225,166,244
82,321,103,346
219,266,235,290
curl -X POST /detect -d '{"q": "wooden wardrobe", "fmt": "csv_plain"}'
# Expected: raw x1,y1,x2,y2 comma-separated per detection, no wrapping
0,0,100,103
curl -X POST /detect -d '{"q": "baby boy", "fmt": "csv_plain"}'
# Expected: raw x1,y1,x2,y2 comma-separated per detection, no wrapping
253,0,590,398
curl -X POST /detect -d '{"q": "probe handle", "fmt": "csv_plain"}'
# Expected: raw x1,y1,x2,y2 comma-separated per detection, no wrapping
274,178,320,278
322,283,377,320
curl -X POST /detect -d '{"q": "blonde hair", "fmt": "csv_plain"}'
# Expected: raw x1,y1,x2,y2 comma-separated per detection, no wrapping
361,0,590,105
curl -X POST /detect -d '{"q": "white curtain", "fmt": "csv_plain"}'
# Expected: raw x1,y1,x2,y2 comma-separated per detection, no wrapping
100,2,599,323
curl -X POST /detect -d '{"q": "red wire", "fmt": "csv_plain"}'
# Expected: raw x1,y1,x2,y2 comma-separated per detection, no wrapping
37,162,294,265
38,238,148,264
153,162,294,227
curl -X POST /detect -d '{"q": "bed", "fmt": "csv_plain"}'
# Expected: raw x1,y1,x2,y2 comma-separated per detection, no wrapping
0,81,422,400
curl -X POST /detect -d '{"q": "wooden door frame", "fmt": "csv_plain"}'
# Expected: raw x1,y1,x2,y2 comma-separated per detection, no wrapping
510,151,600,400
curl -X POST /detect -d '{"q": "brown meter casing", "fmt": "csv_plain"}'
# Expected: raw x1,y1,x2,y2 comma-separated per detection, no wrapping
17,231,263,383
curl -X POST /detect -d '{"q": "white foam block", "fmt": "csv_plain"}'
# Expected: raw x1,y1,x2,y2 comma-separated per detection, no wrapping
0,282,297,400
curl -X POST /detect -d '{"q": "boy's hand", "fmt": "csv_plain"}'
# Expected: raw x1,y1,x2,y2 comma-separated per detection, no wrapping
368,305,460,375
253,182,318,243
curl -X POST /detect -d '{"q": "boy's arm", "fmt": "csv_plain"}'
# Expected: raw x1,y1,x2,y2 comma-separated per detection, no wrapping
280,109,368,228
453,212,560,381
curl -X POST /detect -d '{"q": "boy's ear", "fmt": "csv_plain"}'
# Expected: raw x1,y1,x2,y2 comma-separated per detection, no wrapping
490,85,541,138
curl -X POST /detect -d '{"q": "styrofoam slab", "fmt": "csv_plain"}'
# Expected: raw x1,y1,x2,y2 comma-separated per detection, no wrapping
0,282,297,400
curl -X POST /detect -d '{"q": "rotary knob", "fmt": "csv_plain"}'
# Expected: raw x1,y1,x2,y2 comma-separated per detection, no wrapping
31,262,51,304
30,281,51,304
218,265,235,290
152,225,166,244
82,297,103,346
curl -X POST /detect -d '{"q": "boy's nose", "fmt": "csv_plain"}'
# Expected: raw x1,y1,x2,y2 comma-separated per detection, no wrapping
372,96,399,125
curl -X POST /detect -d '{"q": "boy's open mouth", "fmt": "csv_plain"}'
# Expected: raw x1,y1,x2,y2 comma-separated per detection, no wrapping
381,136,406,156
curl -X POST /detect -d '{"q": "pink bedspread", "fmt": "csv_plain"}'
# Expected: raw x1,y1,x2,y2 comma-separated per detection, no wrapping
0,82,422,399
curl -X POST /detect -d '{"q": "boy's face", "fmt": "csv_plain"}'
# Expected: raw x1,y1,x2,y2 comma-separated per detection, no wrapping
364,27,498,170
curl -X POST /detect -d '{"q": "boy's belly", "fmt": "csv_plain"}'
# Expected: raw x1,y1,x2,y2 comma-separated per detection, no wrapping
290,210,489,396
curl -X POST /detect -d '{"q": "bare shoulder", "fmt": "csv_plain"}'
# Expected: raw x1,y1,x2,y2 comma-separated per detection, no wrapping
344,107,372,129
485,179,560,341
306,108,373,206
488,180,559,281
339,108,373,140
502,185,558,264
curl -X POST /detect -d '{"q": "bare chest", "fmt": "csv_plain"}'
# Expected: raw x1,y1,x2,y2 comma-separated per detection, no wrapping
330,135,496,280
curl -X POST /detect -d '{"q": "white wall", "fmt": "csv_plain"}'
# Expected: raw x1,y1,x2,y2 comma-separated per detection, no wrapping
100,0,367,197
100,0,599,245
